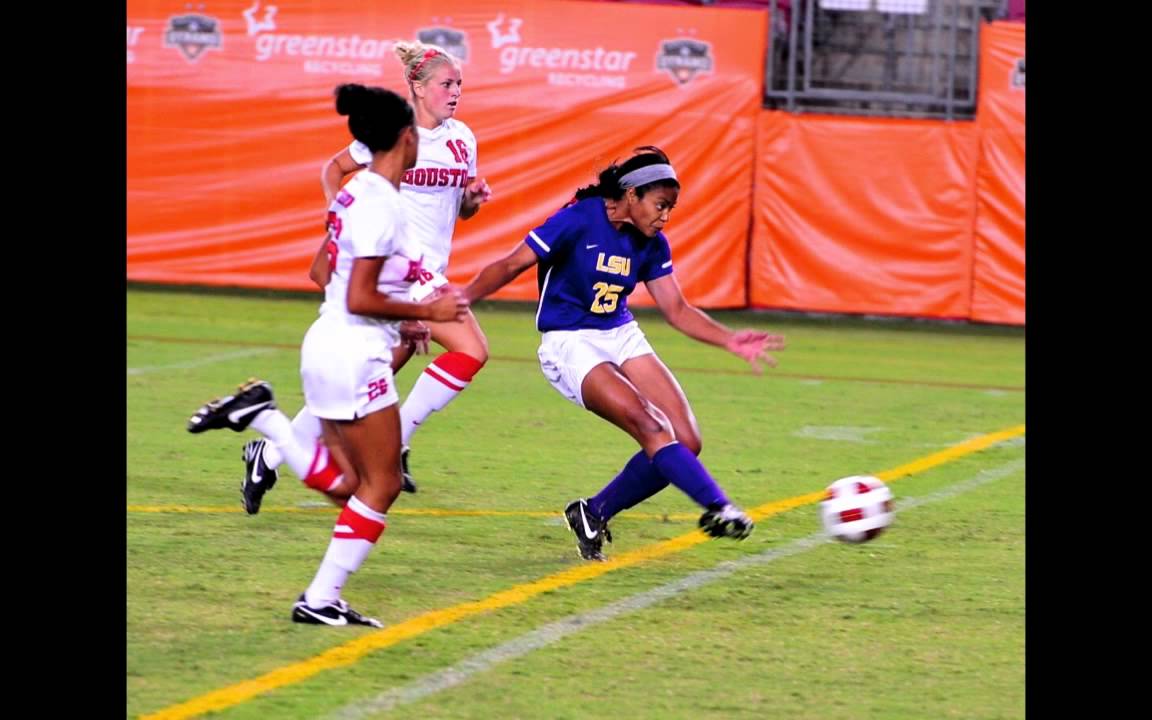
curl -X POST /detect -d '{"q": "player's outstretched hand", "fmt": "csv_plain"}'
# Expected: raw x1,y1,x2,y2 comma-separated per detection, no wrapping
726,329,786,374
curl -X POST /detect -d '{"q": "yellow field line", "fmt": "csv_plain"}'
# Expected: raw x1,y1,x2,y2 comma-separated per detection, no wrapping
126,505,700,521
128,505,334,514
141,424,1024,720
874,424,1025,481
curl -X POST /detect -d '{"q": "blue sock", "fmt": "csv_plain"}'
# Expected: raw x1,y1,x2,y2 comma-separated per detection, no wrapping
651,442,729,509
588,451,669,521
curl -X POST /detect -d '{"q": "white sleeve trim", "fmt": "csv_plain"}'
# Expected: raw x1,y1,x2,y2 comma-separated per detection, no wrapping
529,231,550,253
349,140,371,166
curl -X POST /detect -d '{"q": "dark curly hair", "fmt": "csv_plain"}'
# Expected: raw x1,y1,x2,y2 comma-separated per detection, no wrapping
334,83,415,154
573,146,679,201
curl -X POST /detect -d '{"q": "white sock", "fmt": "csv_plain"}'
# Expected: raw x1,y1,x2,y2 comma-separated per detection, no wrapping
249,409,314,479
262,407,321,470
304,497,388,607
399,352,484,446
400,369,468,446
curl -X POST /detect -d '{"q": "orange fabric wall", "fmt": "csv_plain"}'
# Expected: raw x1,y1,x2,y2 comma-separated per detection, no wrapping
749,112,981,319
972,21,1025,325
129,3,1024,324
748,21,1024,325
127,0,767,308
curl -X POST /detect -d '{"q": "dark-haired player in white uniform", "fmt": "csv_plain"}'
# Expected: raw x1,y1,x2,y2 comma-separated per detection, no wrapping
241,40,493,508
188,85,469,625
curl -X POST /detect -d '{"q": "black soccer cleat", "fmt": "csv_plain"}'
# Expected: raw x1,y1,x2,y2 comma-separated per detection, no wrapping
291,593,383,628
399,445,417,494
698,503,755,540
563,498,613,561
187,379,277,434
241,439,279,515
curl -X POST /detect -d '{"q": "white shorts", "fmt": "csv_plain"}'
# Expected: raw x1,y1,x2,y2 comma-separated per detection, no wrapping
408,268,449,302
300,313,399,420
537,321,654,408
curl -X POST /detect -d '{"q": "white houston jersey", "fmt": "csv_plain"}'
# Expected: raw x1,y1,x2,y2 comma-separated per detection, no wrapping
349,117,477,274
320,171,426,342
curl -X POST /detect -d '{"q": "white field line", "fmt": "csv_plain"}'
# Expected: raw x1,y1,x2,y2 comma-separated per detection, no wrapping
325,458,1025,719
127,348,276,375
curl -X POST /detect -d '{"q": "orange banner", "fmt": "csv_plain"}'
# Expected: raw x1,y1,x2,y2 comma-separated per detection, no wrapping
749,112,981,319
972,21,1025,325
127,0,767,307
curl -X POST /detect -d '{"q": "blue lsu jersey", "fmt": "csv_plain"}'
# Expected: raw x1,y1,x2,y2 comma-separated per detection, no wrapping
524,198,674,332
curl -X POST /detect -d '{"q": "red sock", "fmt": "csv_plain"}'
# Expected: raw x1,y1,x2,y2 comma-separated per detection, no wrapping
333,497,388,542
303,443,344,492
423,351,485,390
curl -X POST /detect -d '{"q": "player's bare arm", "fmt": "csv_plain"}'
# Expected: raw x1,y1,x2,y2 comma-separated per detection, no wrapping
308,233,334,289
321,148,366,203
646,274,732,347
462,242,537,302
647,274,784,371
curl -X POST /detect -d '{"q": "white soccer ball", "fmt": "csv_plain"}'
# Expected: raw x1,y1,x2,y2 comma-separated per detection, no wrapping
820,475,894,543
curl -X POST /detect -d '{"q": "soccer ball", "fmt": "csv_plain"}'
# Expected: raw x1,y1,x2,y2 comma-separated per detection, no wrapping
820,475,894,543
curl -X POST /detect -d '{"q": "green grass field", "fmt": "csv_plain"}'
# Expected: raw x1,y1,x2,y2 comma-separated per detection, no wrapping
127,287,1025,719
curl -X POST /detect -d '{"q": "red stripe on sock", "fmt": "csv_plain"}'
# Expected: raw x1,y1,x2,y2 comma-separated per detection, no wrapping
432,351,485,383
304,443,343,492
304,464,342,492
332,503,387,542
423,366,466,391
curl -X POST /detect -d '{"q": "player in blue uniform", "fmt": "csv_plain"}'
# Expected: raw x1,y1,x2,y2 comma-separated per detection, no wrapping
462,147,786,560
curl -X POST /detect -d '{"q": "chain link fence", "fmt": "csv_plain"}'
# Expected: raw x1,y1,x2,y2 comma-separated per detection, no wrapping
765,0,1007,119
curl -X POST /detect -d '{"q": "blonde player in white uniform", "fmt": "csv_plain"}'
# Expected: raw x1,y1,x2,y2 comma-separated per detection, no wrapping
244,40,492,503
189,85,469,626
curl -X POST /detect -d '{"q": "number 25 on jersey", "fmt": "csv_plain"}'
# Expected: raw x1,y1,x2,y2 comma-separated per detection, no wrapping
591,282,624,313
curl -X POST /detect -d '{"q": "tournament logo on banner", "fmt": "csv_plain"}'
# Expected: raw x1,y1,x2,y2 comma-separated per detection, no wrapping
656,39,713,85
164,13,223,63
1011,58,1025,89
417,27,469,63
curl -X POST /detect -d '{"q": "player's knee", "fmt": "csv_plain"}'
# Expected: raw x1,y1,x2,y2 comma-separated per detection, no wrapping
442,325,489,366
467,332,489,365
633,402,672,441
469,346,489,366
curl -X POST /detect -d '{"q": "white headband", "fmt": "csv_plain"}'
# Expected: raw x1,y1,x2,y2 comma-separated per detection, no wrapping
618,163,677,189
